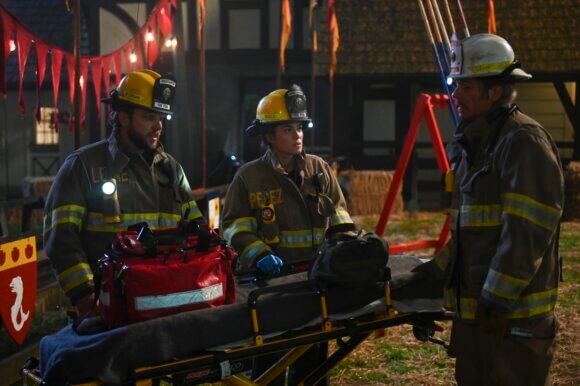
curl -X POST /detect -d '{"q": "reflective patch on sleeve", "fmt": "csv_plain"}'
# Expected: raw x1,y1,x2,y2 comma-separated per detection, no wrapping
501,193,561,231
58,262,93,294
330,209,353,226
240,240,271,266
43,204,86,233
224,217,258,243
182,200,203,220
483,268,529,301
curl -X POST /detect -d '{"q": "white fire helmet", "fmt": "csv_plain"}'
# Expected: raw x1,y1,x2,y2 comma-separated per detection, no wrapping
450,33,532,81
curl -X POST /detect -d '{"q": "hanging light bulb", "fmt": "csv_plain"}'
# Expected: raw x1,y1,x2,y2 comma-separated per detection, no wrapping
146,31,154,42
164,36,177,49
130,51,137,63
79,75,84,89
9,39,16,52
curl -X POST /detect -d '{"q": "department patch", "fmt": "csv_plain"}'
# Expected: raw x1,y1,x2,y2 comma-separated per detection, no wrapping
0,237,37,345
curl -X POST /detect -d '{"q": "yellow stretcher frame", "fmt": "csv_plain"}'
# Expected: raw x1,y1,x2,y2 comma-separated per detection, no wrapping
22,279,451,386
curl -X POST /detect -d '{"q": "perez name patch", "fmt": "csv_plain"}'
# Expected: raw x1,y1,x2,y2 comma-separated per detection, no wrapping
249,188,283,209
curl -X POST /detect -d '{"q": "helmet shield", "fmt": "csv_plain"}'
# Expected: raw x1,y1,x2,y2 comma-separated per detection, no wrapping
102,70,176,114
152,76,176,114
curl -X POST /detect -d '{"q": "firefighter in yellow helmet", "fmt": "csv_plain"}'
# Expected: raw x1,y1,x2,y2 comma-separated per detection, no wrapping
422,34,563,385
44,70,204,325
222,84,356,385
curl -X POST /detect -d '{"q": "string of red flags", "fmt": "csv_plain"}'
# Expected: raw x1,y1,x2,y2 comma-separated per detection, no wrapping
327,0,339,79
308,0,318,53
488,0,497,34
0,0,176,132
279,0,292,73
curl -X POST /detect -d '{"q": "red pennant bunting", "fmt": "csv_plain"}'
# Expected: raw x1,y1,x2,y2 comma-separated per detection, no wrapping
133,37,143,71
80,58,88,129
145,21,159,68
16,26,32,114
1,10,15,62
35,42,48,122
112,50,122,87
90,59,102,127
158,0,173,38
0,10,16,97
123,41,133,75
50,48,63,131
101,55,111,95
65,54,75,132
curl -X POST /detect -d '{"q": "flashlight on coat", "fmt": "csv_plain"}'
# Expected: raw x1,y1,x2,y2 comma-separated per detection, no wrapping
102,178,121,223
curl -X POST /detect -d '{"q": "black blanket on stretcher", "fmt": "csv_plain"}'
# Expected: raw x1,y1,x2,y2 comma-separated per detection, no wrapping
40,255,443,385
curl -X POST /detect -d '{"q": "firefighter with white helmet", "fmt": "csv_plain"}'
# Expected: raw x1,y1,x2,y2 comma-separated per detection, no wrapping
44,70,204,324
423,34,564,385
222,84,356,385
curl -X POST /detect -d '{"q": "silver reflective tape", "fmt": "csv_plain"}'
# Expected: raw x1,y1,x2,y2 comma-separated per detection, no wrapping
134,283,224,311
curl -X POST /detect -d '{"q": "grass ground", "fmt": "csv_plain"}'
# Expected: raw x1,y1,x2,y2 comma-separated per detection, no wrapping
329,212,580,385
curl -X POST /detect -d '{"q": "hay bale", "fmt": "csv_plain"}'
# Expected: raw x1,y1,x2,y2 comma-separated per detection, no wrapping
340,170,403,216
564,161,580,220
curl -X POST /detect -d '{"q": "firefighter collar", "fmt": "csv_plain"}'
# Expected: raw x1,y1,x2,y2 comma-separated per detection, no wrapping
263,148,306,176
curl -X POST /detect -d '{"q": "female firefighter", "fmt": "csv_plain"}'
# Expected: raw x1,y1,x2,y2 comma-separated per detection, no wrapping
221,84,356,385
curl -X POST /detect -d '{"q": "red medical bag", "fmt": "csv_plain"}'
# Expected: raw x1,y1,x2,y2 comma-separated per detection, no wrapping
98,224,236,328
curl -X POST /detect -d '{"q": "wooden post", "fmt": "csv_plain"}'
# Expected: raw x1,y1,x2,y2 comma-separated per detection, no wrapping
73,0,81,149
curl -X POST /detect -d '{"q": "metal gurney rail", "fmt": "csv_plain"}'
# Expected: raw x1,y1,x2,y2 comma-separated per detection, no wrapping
22,255,449,386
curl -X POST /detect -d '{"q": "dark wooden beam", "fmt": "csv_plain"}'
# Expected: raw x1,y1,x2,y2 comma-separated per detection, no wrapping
553,81,580,161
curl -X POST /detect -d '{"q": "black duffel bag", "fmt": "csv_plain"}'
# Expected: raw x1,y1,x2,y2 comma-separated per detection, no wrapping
309,231,389,288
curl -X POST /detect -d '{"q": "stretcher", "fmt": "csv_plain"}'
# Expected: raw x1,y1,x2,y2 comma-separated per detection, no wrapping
21,254,449,386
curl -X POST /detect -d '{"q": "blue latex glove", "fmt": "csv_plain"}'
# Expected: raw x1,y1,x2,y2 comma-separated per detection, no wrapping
256,254,284,275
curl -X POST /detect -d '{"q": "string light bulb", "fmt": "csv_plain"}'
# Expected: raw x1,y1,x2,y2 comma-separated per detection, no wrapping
164,36,177,48
146,31,154,42
130,51,137,63
9,39,16,52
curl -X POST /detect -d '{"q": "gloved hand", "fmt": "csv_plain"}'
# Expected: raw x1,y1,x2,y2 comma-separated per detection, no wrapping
476,304,509,337
256,254,284,275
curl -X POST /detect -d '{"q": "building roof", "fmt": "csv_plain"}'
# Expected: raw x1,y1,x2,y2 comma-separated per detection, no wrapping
317,0,580,76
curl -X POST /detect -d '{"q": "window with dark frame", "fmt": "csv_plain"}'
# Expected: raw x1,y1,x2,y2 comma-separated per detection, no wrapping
34,107,59,145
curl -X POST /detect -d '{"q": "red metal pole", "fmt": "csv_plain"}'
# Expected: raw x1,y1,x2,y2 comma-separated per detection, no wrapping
375,94,430,236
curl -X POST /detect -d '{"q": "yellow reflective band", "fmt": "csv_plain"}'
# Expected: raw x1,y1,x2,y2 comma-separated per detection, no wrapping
501,193,561,231
460,204,502,227
469,60,512,74
330,210,353,226
510,288,558,319
85,212,181,232
257,112,287,122
434,245,450,272
241,240,271,263
459,297,477,320
443,288,456,311
484,269,528,301
278,228,326,248
182,201,203,220
58,263,94,293
224,217,258,243
43,204,86,233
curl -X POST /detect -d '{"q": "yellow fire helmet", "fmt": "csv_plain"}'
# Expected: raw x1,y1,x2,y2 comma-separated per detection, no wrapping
102,69,176,114
450,33,532,81
246,84,312,136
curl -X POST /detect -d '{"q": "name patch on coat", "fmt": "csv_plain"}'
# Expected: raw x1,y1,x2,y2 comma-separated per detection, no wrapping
249,188,283,208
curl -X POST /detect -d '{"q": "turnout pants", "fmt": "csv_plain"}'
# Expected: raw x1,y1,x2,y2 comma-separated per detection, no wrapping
449,312,558,386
